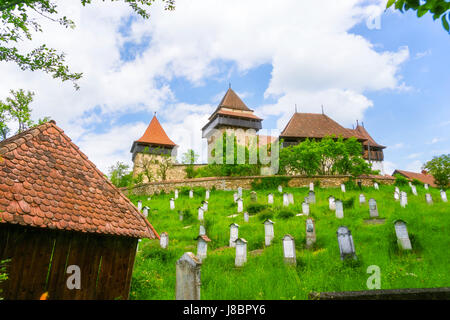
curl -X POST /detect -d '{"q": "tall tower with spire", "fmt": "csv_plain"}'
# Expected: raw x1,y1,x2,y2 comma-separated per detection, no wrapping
202,88,263,162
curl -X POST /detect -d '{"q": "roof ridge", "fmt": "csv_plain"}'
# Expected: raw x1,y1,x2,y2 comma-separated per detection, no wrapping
0,121,53,153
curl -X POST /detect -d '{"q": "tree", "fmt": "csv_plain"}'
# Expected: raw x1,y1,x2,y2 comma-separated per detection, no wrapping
423,154,450,189
108,161,133,188
0,0,176,90
386,0,450,33
0,89,50,140
182,149,199,178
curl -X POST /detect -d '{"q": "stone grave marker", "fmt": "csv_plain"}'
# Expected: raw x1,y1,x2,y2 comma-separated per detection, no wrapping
394,191,400,201
238,187,243,197
235,238,247,267
189,189,194,198
199,224,206,236
283,193,289,207
143,206,149,218
237,198,243,213
369,198,378,218
160,232,169,249
244,211,249,223
424,184,429,190
337,226,356,260
359,194,366,204
282,234,296,266
170,198,175,210
341,184,346,193
268,193,274,204
202,200,208,212
394,220,412,250
304,196,309,204
425,193,433,205
400,191,407,208
264,219,274,246
174,189,178,199
308,191,316,204
441,190,448,202
411,185,418,196
335,200,344,219
278,185,283,193
198,207,204,221
305,218,316,249
408,181,413,187
175,252,201,300
229,223,239,247
302,201,310,215
137,200,142,211
205,189,210,200
288,193,294,204
374,182,379,190
328,196,336,210
196,235,211,262
233,193,238,202
250,191,257,202
309,182,314,191
395,186,400,194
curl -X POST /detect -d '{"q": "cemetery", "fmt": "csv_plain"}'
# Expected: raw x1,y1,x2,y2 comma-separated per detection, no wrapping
128,183,450,300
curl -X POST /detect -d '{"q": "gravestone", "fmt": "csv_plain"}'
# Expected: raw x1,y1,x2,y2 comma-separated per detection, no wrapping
304,196,309,204
170,198,175,210
198,207,204,221
424,184,429,190
238,187,243,198
237,198,243,213
235,238,247,267
196,235,211,261
411,185,418,196
229,223,239,247
160,232,169,249
341,184,346,193
441,190,448,202
359,194,366,204
205,189,210,200
369,198,378,218
268,193,274,204
302,202,310,215
400,191,407,208
305,218,316,249
374,182,379,190
137,200,142,211
202,201,208,212
199,224,206,236
425,193,433,205
264,219,274,246
283,193,289,207
394,220,412,250
189,189,194,198
408,181,413,187
179,211,183,221
336,226,357,260
328,196,336,210
244,211,249,223
395,187,400,194
394,191,400,201
282,234,296,266
309,182,314,191
278,185,283,193
288,193,294,204
335,200,344,219
308,191,316,204
175,252,201,300
143,206,149,218
250,191,257,202
175,189,178,199
233,193,238,202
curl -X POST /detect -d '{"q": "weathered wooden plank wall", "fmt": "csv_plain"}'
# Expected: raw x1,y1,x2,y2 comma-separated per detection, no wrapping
0,224,138,300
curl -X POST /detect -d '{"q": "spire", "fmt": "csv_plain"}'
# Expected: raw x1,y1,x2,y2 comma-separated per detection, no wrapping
216,87,252,111
135,114,176,147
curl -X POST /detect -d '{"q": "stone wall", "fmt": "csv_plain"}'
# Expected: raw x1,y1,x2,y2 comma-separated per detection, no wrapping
122,174,394,196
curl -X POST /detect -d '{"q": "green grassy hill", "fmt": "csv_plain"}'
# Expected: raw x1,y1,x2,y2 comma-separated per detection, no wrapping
128,184,449,300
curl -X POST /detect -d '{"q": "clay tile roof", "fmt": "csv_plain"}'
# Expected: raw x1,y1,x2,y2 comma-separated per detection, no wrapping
350,125,385,149
0,121,158,239
218,88,252,112
215,109,262,120
393,170,437,187
280,113,358,139
135,115,176,147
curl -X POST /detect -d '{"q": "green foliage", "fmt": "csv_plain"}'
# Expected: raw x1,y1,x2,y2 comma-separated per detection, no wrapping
344,178,358,191
342,197,355,209
394,174,409,186
251,176,291,190
386,0,450,33
247,203,269,214
182,149,199,178
0,259,10,300
108,161,133,188
0,1,176,89
277,209,295,219
411,178,422,186
257,211,274,221
423,154,450,189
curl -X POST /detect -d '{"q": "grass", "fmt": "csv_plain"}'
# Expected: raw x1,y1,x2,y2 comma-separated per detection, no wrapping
127,184,450,300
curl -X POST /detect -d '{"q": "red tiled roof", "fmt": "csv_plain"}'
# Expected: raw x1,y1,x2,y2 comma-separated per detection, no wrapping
349,125,385,149
392,170,437,187
217,88,252,112
0,121,158,239
280,113,359,139
215,109,262,120
135,115,176,147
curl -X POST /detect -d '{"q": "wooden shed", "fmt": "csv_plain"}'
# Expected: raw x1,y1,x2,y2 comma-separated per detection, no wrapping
0,121,159,300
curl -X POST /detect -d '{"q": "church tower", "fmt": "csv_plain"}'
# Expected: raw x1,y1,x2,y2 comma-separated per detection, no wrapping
202,88,263,163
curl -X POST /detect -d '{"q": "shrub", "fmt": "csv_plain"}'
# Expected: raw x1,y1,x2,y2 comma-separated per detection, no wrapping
394,174,409,186
247,203,268,214
344,178,358,190
258,211,274,221
343,197,355,209
277,209,295,219
411,178,422,186
251,176,291,190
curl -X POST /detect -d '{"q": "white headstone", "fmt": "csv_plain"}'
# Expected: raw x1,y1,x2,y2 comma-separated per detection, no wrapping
233,193,238,202
394,220,412,250
424,184,429,190
170,198,175,210
202,201,208,212
425,193,433,204
335,200,344,219
174,189,179,199
308,191,315,204
278,185,283,193
400,191,407,208
337,226,356,260
288,193,294,204
341,184,346,193
394,191,400,201
302,202,310,215
205,189,210,200
264,219,274,246
238,187,243,197
175,252,201,300
328,196,336,210
244,211,249,223
282,234,296,266
374,182,379,190
143,206,149,218
229,223,239,247
411,185,418,196
305,218,316,249
199,225,206,236
268,193,274,204
283,193,289,207
359,194,366,204
198,207,204,221
441,190,448,202
369,198,378,218
137,200,142,211
237,198,243,213
160,232,169,249
189,189,194,198
408,181,413,187
395,187,400,194
235,238,247,267
309,182,314,191
196,236,210,261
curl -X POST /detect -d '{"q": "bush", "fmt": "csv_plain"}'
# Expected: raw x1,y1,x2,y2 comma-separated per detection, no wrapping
411,178,422,186
258,211,274,221
251,176,291,190
343,197,355,209
277,209,295,219
247,203,269,215
394,174,409,186
344,178,358,191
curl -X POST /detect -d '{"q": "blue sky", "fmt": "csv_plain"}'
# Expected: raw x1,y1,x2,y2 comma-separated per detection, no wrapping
0,0,448,175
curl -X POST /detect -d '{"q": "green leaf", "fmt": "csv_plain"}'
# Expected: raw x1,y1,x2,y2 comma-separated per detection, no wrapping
442,14,450,32
386,0,396,9
417,6,428,17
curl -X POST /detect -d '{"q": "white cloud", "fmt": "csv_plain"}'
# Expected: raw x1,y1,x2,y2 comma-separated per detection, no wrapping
0,0,410,171
405,160,423,172
390,143,405,149
429,137,446,144
407,153,422,159
383,160,397,176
